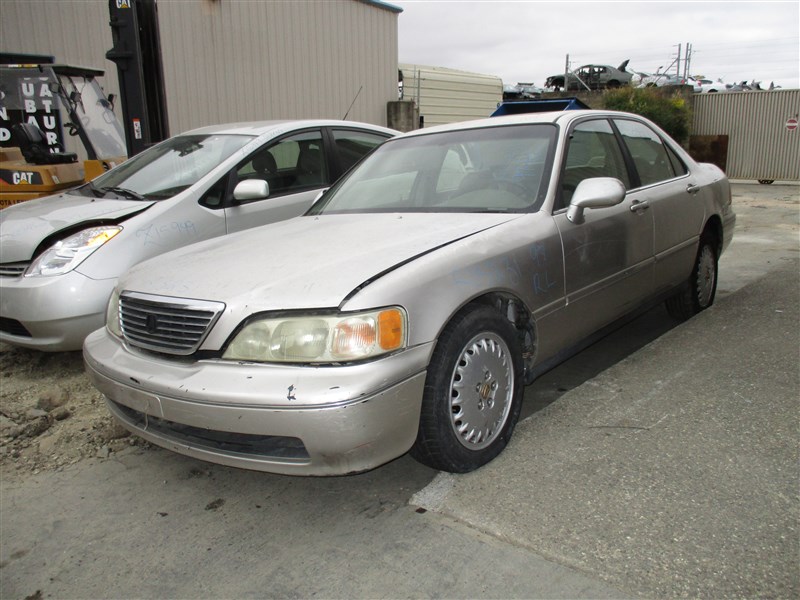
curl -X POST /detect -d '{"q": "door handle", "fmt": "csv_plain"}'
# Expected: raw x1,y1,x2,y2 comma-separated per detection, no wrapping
686,183,701,194
629,199,650,213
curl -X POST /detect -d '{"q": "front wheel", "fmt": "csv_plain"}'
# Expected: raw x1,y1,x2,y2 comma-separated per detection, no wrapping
666,234,718,320
410,305,523,473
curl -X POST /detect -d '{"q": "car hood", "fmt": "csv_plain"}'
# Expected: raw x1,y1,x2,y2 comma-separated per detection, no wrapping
125,213,522,310
0,193,153,262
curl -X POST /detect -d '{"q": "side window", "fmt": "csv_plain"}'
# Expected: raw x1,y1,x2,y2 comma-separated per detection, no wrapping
558,119,630,210
615,119,678,186
235,130,327,199
331,129,390,173
665,143,689,177
199,175,228,208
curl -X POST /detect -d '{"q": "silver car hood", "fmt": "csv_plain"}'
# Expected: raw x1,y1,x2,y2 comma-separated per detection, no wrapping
0,192,153,262
125,213,521,310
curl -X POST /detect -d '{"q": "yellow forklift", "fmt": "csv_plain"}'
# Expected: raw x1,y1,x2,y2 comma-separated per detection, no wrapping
0,55,128,208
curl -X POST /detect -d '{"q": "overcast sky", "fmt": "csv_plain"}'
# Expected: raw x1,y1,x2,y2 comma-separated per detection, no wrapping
392,1,800,89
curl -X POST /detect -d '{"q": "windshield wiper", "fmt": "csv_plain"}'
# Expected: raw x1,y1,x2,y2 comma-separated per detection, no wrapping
81,181,105,198
101,186,146,200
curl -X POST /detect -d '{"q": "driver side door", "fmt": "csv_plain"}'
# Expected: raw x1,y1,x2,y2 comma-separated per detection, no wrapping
552,118,655,346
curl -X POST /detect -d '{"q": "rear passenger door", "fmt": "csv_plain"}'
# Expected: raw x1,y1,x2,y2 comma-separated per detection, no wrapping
612,118,704,295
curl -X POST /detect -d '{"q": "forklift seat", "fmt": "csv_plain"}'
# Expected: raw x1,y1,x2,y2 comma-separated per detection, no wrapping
10,123,77,166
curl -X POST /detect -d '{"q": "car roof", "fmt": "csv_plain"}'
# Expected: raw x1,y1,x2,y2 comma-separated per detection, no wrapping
181,120,398,137
396,109,641,139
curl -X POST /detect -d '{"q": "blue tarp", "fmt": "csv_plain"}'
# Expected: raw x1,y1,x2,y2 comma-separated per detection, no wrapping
491,97,590,117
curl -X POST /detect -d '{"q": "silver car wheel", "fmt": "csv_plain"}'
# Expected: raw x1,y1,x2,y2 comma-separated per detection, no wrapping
449,332,514,451
696,245,717,308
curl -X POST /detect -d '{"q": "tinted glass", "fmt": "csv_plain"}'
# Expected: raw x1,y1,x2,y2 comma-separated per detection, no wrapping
332,129,390,172
234,130,327,197
615,119,677,186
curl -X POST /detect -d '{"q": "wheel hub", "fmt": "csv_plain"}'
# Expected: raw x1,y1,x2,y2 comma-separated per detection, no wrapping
450,333,514,450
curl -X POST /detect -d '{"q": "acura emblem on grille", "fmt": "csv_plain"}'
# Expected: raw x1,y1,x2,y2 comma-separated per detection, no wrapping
146,314,159,333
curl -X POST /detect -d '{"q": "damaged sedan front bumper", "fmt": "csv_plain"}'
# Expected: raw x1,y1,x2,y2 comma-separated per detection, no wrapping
83,329,431,475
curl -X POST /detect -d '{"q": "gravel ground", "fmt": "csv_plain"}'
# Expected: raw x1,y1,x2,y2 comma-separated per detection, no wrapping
0,343,145,479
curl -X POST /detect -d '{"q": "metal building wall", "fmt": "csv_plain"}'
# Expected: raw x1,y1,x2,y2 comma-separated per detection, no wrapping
1,0,399,138
399,64,503,128
0,1,122,108
693,90,800,181
155,0,399,134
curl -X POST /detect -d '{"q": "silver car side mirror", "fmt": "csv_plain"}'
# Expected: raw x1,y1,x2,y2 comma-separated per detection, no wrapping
233,179,270,202
567,177,626,224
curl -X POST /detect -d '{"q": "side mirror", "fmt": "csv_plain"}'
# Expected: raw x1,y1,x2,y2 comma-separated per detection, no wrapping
233,179,270,202
567,177,626,224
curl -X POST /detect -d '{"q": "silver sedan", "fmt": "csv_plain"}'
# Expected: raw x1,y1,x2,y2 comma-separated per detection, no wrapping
84,110,736,475
0,120,396,351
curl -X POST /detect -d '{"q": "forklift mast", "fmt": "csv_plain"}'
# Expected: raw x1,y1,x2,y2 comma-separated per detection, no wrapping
106,0,169,157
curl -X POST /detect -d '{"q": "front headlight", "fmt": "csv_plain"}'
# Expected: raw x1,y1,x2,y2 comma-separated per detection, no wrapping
223,307,407,363
26,226,122,277
106,287,122,338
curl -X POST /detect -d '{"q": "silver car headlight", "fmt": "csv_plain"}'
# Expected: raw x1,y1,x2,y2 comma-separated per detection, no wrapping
223,307,407,363
106,287,122,338
26,226,122,277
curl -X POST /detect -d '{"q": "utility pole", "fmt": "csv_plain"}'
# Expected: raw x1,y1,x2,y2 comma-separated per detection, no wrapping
684,43,693,79
564,54,570,91
676,43,682,77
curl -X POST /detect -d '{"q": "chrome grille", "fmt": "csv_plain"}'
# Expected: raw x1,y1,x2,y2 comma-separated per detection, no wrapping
119,291,225,355
0,262,29,277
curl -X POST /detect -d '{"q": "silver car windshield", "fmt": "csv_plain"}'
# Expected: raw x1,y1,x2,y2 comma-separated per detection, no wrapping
312,124,556,214
75,134,255,201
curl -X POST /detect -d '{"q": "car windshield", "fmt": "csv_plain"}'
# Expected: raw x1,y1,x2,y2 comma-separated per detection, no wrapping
73,133,255,200
310,124,556,214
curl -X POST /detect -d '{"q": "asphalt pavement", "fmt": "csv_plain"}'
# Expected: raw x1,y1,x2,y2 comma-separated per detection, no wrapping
414,256,799,598
1,182,798,599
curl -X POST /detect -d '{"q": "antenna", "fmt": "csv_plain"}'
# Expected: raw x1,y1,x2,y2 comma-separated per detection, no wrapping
342,85,363,121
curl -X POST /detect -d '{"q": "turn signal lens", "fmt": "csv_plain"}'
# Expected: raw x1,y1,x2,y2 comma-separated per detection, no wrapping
378,309,404,351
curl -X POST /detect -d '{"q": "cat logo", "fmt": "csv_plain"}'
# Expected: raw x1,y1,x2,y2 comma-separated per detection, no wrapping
116,0,132,8
12,172,35,185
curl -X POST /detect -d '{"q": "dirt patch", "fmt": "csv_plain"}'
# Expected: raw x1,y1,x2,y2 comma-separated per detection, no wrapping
0,343,147,480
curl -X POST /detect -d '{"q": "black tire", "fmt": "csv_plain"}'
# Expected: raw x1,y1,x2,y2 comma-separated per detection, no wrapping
666,234,718,320
758,179,774,185
410,305,523,473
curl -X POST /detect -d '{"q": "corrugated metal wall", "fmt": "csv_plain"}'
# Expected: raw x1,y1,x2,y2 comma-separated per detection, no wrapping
693,90,800,181
399,64,503,128
0,0,398,137
0,1,122,116
156,0,398,133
